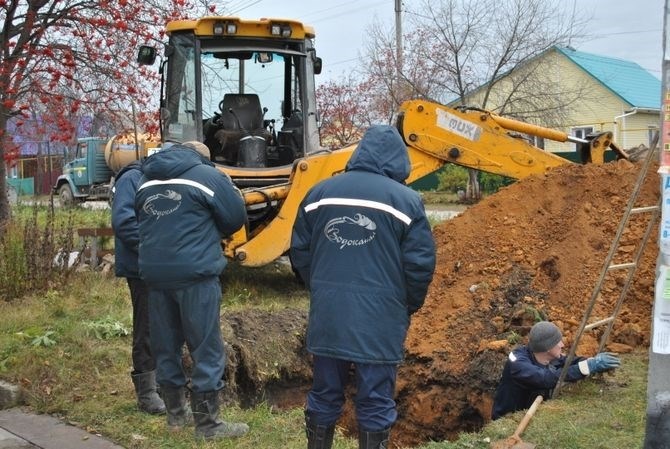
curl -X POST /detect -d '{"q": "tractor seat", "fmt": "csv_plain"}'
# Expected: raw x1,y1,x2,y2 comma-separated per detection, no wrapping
215,93,270,165
219,93,264,131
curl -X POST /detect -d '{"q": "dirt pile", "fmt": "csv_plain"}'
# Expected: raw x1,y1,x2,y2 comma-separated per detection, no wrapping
387,158,660,446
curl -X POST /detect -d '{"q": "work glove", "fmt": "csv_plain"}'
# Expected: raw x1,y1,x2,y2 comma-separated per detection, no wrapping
586,352,621,374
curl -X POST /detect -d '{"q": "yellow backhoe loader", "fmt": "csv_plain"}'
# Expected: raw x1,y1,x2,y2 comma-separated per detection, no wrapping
132,16,625,267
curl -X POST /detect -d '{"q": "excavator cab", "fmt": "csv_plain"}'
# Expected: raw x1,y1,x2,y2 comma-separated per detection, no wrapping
138,17,322,181
137,17,325,240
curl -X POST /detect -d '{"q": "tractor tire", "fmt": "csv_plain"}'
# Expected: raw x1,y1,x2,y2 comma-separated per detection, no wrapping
58,184,75,207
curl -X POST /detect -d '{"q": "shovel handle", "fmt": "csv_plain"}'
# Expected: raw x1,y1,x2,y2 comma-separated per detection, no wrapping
512,395,543,438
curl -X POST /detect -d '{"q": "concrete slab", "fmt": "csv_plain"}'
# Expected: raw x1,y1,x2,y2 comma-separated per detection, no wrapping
0,409,124,449
0,426,36,448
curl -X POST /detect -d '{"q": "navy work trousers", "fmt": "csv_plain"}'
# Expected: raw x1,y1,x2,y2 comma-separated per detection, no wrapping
127,277,154,374
306,355,397,432
148,277,225,393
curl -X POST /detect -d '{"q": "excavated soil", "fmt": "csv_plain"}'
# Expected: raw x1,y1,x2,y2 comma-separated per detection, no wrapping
391,158,660,447
223,156,659,448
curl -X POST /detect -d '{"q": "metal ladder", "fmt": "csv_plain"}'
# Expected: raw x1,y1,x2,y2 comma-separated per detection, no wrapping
553,133,660,396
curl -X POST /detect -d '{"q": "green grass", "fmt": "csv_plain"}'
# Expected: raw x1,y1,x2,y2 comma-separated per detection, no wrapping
0,268,649,449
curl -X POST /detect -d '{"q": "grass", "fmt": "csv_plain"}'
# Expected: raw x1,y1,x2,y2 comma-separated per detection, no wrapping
0,268,649,449
0,202,650,448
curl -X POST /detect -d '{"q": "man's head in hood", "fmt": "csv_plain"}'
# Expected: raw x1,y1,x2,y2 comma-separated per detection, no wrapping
345,125,410,183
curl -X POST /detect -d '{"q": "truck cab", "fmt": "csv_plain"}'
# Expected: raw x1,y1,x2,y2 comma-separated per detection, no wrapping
53,137,112,205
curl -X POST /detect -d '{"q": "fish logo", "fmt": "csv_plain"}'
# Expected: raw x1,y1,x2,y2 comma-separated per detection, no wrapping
324,213,377,249
143,189,182,219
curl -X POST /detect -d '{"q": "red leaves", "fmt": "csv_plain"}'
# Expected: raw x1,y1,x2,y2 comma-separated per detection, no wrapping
3,145,20,164
0,0,203,153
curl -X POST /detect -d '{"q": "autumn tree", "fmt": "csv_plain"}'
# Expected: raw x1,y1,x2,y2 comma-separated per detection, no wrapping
360,0,590,201
315,20,442,147
0,0,223,231
316,74,377,149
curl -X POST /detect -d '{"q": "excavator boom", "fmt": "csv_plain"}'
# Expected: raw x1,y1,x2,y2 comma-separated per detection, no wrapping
224,99,624,266
397,100,625,180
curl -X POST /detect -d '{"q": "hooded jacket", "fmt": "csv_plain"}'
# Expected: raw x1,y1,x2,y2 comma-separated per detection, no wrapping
112,161,143,278
135,145,246,290
290,125,436,364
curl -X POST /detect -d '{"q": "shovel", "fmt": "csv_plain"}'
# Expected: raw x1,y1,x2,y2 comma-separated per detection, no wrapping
491,395,543,449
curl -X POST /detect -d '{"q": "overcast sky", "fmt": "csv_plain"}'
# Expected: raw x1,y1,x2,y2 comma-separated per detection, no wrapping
224,0,664,82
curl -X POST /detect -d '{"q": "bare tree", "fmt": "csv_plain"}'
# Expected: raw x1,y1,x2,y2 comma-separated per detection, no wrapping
360,0,591,201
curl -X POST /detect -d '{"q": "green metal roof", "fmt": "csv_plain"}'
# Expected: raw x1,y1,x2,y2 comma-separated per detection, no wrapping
556,46,661,109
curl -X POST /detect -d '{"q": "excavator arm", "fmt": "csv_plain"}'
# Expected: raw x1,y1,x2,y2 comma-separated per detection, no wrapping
224,99,625,266
397,99,626,181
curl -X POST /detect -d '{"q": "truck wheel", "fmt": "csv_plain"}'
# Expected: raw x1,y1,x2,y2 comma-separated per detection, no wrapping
58,184,74,206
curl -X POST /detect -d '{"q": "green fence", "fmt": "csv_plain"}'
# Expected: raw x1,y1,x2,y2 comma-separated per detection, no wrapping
7,177,35,196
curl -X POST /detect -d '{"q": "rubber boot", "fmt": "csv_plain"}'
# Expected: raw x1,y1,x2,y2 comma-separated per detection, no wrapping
358,428,390,449
131,371,166,415
305,411,335,449
191,390,249,440
160,386,193,431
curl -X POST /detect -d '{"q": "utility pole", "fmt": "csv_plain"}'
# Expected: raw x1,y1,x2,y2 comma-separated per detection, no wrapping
645,1,670,447
394,0,402,90
395,0,402,70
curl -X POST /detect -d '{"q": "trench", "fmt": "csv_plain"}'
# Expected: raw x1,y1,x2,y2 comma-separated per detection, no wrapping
222,307,494,447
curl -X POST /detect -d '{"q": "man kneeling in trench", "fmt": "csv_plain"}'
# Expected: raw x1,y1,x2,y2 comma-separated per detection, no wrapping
492,321,621,420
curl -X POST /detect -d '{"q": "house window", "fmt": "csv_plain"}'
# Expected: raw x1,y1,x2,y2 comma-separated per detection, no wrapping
572,126,594,151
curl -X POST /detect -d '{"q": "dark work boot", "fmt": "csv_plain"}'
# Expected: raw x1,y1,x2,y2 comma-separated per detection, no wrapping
131,371,166,415
191,390,249,440
305,411,335,449
358,428,390,449
160,386,193,431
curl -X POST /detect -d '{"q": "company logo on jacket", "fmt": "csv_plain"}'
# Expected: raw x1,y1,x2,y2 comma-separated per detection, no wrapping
324,213,377,249
142,189,182,219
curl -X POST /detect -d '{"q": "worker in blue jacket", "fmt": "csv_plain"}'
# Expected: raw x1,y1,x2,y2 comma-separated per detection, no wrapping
492,321,621,420
112,161,165,415
290,125,436,449
135,141,248,440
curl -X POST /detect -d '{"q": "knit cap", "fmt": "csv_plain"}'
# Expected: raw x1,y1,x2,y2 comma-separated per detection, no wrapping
528,321,562,353
184,141,211,159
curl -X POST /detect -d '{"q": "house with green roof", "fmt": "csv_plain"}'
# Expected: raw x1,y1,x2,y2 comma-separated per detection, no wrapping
457,46,661,157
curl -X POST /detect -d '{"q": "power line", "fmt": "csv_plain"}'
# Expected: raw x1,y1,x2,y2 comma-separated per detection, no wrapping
305,1,388,24
228,0,265,15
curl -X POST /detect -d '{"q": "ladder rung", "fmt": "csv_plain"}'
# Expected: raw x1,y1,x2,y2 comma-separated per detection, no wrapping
631,205,659,214
584,316,615,331
608,262,636,271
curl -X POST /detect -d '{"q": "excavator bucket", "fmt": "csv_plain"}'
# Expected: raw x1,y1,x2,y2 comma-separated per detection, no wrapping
578,131,629,164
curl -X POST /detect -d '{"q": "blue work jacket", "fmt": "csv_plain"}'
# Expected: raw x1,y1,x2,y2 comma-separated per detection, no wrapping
135,145,246,290
290,125,436,364
492,345,588,419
